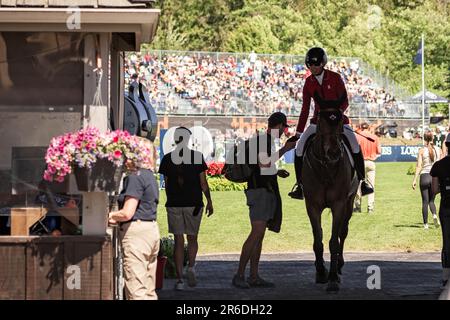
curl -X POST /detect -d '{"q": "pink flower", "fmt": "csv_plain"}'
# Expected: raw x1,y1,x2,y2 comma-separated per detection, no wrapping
113,150,122,159
43,171,53,182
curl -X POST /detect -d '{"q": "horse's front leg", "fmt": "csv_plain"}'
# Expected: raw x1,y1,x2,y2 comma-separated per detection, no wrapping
338,195,356,274
327,203,346,293
305,200,328,284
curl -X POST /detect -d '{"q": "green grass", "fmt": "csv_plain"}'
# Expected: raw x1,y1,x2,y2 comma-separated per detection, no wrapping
157,163,443,254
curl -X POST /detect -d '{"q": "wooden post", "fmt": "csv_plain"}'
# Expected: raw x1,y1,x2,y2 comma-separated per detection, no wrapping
81,33,111,235
81,192,108,236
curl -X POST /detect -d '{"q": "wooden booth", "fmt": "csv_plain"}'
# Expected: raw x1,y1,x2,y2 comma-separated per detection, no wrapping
0,0,160,299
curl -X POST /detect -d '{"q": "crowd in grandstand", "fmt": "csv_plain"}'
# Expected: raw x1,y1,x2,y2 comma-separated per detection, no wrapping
124,51,405,117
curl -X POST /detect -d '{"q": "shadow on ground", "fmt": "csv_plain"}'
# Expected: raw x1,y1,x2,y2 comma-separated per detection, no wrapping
157,253,442,300
394,223,430,229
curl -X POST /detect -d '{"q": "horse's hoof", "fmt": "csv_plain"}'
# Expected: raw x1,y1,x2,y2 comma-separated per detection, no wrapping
326,281,340,293
315,270,329,284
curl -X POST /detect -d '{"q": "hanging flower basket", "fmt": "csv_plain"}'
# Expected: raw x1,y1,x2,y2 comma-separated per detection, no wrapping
74,158,123,192
43,127,154,192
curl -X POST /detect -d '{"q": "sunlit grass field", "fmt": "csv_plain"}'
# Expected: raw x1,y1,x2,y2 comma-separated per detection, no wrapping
157,162,442,254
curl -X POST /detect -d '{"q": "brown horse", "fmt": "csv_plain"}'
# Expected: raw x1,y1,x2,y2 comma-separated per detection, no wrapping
302,106,359,292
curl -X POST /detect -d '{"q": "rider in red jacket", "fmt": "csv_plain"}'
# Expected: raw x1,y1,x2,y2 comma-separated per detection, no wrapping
288,47,374,200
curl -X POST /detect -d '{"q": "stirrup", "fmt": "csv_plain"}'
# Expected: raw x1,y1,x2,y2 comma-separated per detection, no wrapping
288,183,304,200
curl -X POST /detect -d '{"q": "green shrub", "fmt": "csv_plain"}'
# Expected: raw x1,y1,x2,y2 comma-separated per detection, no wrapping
207,177,246,191
406,164,416,175
159,236,188,278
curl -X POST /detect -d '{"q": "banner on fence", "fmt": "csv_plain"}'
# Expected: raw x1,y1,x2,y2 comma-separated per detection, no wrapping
282,145,422,164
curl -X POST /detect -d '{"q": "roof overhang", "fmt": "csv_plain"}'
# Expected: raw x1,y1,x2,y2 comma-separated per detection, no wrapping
0,7,160,50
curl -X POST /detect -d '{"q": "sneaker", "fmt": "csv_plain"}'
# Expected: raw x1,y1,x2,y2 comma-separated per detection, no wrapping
368,208,374,214
424,224,429,229
187,267,197,287
232,274,250,289
353,206,362,213
247,276,275,288
361,181,374,196
175,280,185,291
433,215,440,228
288,184,304,200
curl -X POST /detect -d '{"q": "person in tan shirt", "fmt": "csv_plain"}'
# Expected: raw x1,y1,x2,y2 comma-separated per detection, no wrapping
354,123,381,213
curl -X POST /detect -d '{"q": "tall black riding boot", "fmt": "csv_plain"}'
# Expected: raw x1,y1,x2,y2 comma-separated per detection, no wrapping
353,151,374,196
289,155,304,200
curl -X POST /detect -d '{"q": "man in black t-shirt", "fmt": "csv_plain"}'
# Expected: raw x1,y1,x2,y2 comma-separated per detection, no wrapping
431,135,450,288
159,127,213,290
433,127,445,149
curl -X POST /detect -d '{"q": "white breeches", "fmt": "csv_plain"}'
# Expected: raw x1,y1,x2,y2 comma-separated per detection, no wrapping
295,124,360,157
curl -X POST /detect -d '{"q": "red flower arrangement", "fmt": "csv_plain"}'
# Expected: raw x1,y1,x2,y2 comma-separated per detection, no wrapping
206,162,225,177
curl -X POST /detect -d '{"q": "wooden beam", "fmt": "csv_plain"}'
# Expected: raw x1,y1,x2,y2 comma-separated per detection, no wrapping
1,0,16,7
48,0,97,7
16,0,47,6
0,8,159,46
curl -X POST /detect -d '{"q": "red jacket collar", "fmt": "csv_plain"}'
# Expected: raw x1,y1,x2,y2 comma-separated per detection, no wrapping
309,69,329,84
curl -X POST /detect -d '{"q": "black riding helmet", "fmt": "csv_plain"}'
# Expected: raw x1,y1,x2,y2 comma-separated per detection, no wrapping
305,47,328,67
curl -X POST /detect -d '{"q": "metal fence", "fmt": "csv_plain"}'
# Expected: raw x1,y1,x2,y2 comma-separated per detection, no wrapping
132,50,420,119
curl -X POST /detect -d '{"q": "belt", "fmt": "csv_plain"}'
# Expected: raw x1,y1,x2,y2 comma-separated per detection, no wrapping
120,219,156,226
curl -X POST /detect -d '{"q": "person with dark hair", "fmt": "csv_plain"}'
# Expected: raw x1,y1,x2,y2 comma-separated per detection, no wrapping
354,122,381,213
413,131,441,229
289,47,373,200
442,129,450,157
430,134,450,288
232,112,295,289
158,126,214,291
433,127,446,150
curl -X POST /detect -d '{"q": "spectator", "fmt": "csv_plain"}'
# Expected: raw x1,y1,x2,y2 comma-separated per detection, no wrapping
412,131,441,229
430,134,450,288
434,126,446,152
158,127,214,291
353,122,381,214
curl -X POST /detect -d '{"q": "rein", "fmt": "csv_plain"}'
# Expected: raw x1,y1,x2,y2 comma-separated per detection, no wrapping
305,107,345,184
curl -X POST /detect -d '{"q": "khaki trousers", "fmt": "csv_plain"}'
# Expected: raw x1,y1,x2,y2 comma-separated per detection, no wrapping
119,220,160,300
355,160,376,211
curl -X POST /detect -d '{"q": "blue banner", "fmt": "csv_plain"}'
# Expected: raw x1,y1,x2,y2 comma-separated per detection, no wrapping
377,145,421,162
282,145,422,164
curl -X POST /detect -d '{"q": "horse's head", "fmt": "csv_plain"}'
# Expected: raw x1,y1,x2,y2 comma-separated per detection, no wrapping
317,106,344,161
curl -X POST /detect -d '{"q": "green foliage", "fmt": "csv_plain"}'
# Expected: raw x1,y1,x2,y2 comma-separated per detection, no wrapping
407,164,416,175
159,236,188,278
207,176,246,192
149,0,450,103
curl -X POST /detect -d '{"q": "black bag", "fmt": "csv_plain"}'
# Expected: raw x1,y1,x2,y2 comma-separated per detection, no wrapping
222,139,253,183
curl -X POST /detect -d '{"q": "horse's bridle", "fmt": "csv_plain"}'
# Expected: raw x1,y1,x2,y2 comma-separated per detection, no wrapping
305,107,345,183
